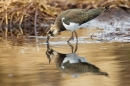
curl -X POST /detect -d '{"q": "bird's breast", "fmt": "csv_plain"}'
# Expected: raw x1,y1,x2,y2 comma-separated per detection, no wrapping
62,17,81,31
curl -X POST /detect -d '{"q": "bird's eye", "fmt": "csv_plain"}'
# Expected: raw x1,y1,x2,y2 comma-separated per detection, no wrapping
48,30,52,34
48,31,52,34
48,49,54,55
49,29,55,36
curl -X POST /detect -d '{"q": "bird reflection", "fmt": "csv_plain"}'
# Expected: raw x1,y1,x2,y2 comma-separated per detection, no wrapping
46,42,108,78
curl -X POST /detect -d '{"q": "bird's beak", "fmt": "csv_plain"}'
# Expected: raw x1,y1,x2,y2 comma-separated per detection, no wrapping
46,30,50,43
46,35,50,43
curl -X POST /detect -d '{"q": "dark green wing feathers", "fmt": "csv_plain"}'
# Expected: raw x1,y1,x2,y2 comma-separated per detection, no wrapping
54,7,107,31
63,9,89,25
62,7,106,25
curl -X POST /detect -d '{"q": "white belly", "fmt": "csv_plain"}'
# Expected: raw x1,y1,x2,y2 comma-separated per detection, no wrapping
62,17,82,32
63,54,87,64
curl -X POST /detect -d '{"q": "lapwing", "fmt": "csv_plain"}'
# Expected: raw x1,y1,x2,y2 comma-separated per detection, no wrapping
46,43,108,77
46,7,109,43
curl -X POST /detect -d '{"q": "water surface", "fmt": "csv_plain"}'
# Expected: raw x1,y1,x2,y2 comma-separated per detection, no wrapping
0,41,130,86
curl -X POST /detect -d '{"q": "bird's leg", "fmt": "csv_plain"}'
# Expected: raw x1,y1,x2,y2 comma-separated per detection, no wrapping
67,32,74,42
74,31,78,42
67,42,74,53
68,40,78,53
74,41,78,53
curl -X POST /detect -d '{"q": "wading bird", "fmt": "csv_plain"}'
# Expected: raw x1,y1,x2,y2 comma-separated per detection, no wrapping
46,7,109,43
46,43,108,77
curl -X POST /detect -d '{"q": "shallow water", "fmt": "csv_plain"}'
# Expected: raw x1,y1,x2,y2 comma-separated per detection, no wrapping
0,40,130,86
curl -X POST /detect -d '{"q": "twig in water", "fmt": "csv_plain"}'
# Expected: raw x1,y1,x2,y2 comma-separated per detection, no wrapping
5,7,8,38
19,15,24,35
34,9,38,43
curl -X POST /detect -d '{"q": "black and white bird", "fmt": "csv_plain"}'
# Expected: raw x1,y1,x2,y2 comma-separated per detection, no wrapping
46,43,108,77
46,7,109,43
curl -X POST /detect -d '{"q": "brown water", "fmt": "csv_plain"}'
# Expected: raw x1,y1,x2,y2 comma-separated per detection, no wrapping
0,41,130,86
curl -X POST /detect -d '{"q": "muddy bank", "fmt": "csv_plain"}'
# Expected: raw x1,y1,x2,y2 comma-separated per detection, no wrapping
85,8,130,29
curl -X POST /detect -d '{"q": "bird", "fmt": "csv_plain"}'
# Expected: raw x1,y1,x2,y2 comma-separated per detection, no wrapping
46,7,109,43
46,43,108,77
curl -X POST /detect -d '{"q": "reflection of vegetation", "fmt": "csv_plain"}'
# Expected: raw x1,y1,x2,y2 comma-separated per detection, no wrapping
0,0,130,42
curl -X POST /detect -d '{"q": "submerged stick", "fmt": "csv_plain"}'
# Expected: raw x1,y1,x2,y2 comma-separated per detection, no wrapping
34,9,38,43
19,15,24,35
5,8,8,38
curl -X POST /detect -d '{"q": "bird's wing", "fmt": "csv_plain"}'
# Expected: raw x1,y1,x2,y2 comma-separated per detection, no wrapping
62,8,106,25
62,9,89,25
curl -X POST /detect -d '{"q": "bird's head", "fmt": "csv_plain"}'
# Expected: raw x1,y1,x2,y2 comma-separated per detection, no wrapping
47,24,60,37
46,24,60,43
